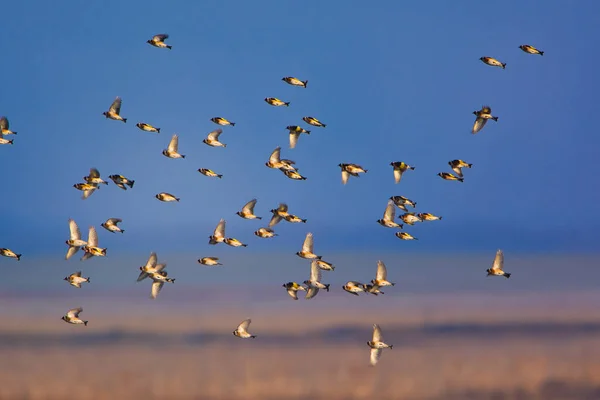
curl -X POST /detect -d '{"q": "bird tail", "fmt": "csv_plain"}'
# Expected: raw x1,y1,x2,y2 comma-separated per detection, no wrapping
501,63,506,69
303,80,308,87
317,255,322,260
8,140,13,145
123,118,128,123
399,224,404,229
251,335,257,338
120,229,125,233
176,198,181,202
438,216,443,220
325,284,330,292
128,181,135,188
86,277,91,283
389,344,393,350
16,254,22,261
181,155,186,159
257,216,262,220
306,130,311,135
157,128,161,133
539,51,544,56
458,177,465,182
364,169,369,173
217,175,223,179
322,124,327,127
167,45,172,50
230,122,236,126
302,219,307,223
223,144,227,147
285,102,290,106
242,244,248,247
504,273,511,279
84,321,89,326
492,116,499,122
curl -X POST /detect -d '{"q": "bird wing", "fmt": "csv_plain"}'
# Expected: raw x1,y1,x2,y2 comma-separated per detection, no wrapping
145,252,158,270
214,219,226,239
89,168,100,179
242,199,257,214
168,134,179,152
151,281,164,299
107,218,122,225
67,307,83,318
341,170,350,185
153,33,169,41
472,117,487,134
88,226,98,247
269,147,281,164
383,200,395,221
109,97,122,114
302,233,314,253
155,263,167,272
310,260,322,282
207,128,222,141
69,219,81,241
278,203,288,213
136,271,149,282
237,319,251,333
305,287,319,299
0,117,7,130
492,249,504,272
82,189,96,200
393,169,402,184
481,105,492,114
287,289,298,300
451,166,463,177
376,260,388,281
372,324,383,342
289,132,300,149
370,348,382,366
65,246,80,260
268,214,282,227
72,271,82,278
80,252,94,261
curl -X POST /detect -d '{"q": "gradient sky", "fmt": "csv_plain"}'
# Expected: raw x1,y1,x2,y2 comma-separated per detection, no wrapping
1,1,599,267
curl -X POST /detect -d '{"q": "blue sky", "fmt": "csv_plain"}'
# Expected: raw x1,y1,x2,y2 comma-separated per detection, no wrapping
1,1,598,263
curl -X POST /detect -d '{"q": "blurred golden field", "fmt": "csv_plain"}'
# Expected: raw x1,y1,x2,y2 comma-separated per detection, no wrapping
1,290,600,399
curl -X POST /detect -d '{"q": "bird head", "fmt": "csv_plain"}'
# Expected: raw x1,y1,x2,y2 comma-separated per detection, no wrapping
479,57,485,61
162,150,168,156
146,39,153,44
65,240,70,245
102,112,108,117
303,280,310,286
61,316,67,322
155,194,160,199
232,331,237,336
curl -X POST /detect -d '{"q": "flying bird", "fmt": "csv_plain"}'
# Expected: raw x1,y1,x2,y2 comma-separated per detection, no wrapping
81,226,106,261
296,233,321,260
155,192,180,202
0,248,21,261
282,76,308,88
101,218,124,233
367,324,393,366
377,200,403,228
400,212,422,226
480,56,506,69
147,33,172,49
136,122,160,133
448,159,472,178
162,134,185,159
390,195,416,209
268,203,289,227
371,260,395,287
203,128,226,147
61,307,88,326
254,227,277,238
198,257,222,266
342,281,366,296
265,97,290,107
283,214,307,224
64,271,90,288
282,282,306,300
0,131,14,145
339,163,367,184
395,232,417,241
0,116,17,135
103,96,127,123
472,105,498,134
417,212,442,221
390,161,415,184
224,237,248,247
73,182,99,200
209,219,226,245
287,126,310,149
487,249,511,278
233,318,256,338
198,168,222,178
84,168,108,186
137,252,167,282
211,117,235,126
109,175,135,190
282,169,307,180
519,44,543,56
265,146,296,171
65,219,87,260
438,172,464,182
237,199,261,220
303,260,330,293
302,116,326,127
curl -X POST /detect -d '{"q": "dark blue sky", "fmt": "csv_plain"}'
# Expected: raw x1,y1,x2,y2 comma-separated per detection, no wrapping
1,1,598,260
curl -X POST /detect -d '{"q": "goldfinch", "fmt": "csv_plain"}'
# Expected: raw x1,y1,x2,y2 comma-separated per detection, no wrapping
198,168,222,178
0,116,17,135
136,122,160,133
155,192,180,202
282,76,308,88
302,116,326,127
438,172,464,182
390,161,415,184
296,232,321,260
367,324,393,366
64,271,90,288
101,218,124,233
519,44,543,56
0,248,21,261
237,199,261,219
487,249,511,278
233,319,256,338
265,97,290,107
198,257,222,266
61,307,88,326
203,128,226,147
162,134,185,159
147,34,172,49
480,56,506,69
282,282,306,300
103,96,127,122
449,159,472,178
211,117,235,126
377,200,403,228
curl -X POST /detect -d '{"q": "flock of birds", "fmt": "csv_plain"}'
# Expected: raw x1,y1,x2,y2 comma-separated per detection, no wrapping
0,34,543,366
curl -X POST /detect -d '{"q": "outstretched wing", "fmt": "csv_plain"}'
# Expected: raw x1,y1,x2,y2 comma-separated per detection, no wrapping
214,219,226,239
492,249,504,272
0,116,7,131
286,289,298,300
65,246,80,260
109,97,122,114
268,214,282,227
80,252,94,261
269,147,281,164
302,233,314,253
82,188,96,200
67,307,83,318
472,117,487,134
376,260,388,281
310,260,322,282
451,166,463,178
370,348,382,366
89,168,100,179
151,281,164,299
107,218,122,225
168,134,179,152
153,33,169,42
372,324,383,342
242,199,257,214
383,200,395,221
277,203,288,214
145,252,158,270
289,132,300,149
237,318,251,333
393,168,403,184
305,287,319,299
88,226,98,247
207,128,223,141
69,219,81,241
341,170,350,185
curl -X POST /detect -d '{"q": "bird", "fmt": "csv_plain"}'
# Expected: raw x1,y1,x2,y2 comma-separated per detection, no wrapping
254,227,277,238
83,168,108,186
282,282,306,300
287,126,310,149
449,159,472,178
0,248,21,261
162,134,185,159
372,260,395,287
390,195,417,209
519,44,544,56
296,233,321,260
65,219,87,260
303,260,330,293
108,175,135,190
268,203,289,227
283,214,307,224
339,163,367,184
377,200,403,228
103,96,127,123
487,249,511,278
367,324,393,366
364,284,385,296
315,259,335,271
342,281,366,296
198,257,222,266
155,192,180,202
282,169,307,180
302,116,326,128
137,252,167,282
282,76,308,88
233,318,256,338
209,219,226,245
265,147,296,171
400,212,422,226
265,97,290,107
0,116,17,135
136,122,160,133
101,218,124,233
224,237,248,247
64,271,90,288
73,182,99,200
211,117,235,126
81,226,106,261
305,286,320,300
203,128,226,147
472,105,498,134
390,162,415,184
147,33,171,49
0,132,13,145
438,172,464,182
61,307,88,326
395,231,417,240
237,199,261,219
198,168,223,178
480,56,506,69
418,212,442,221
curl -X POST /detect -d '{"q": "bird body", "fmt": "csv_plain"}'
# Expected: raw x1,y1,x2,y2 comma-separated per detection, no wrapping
147,34,171,49
203,128,226,147
302,116,326,127
339,163,368,184
287,126,310,149
282,282,306,300
209,219,226,245
254,227,277,238
283,214,307,223
101,218,124,233
449,159,472,177
372,260,395,287
137,252,166,282
377,200,403,228
0,117,16,135
367,324,393,366
418,212,442,221
296,233,321,259
315,259,335,271
343,281,366,296
198,257,222,266
438,172,464,182
395,231,417,240
390,196,416,209
225,238,247,247
303,260,330,292
64,271,90,288
109,175,135,189
83,168,108,186
0,248,21,261
211,117,235,126
237,199,261,219
390,161,415,184
400,212,422,226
